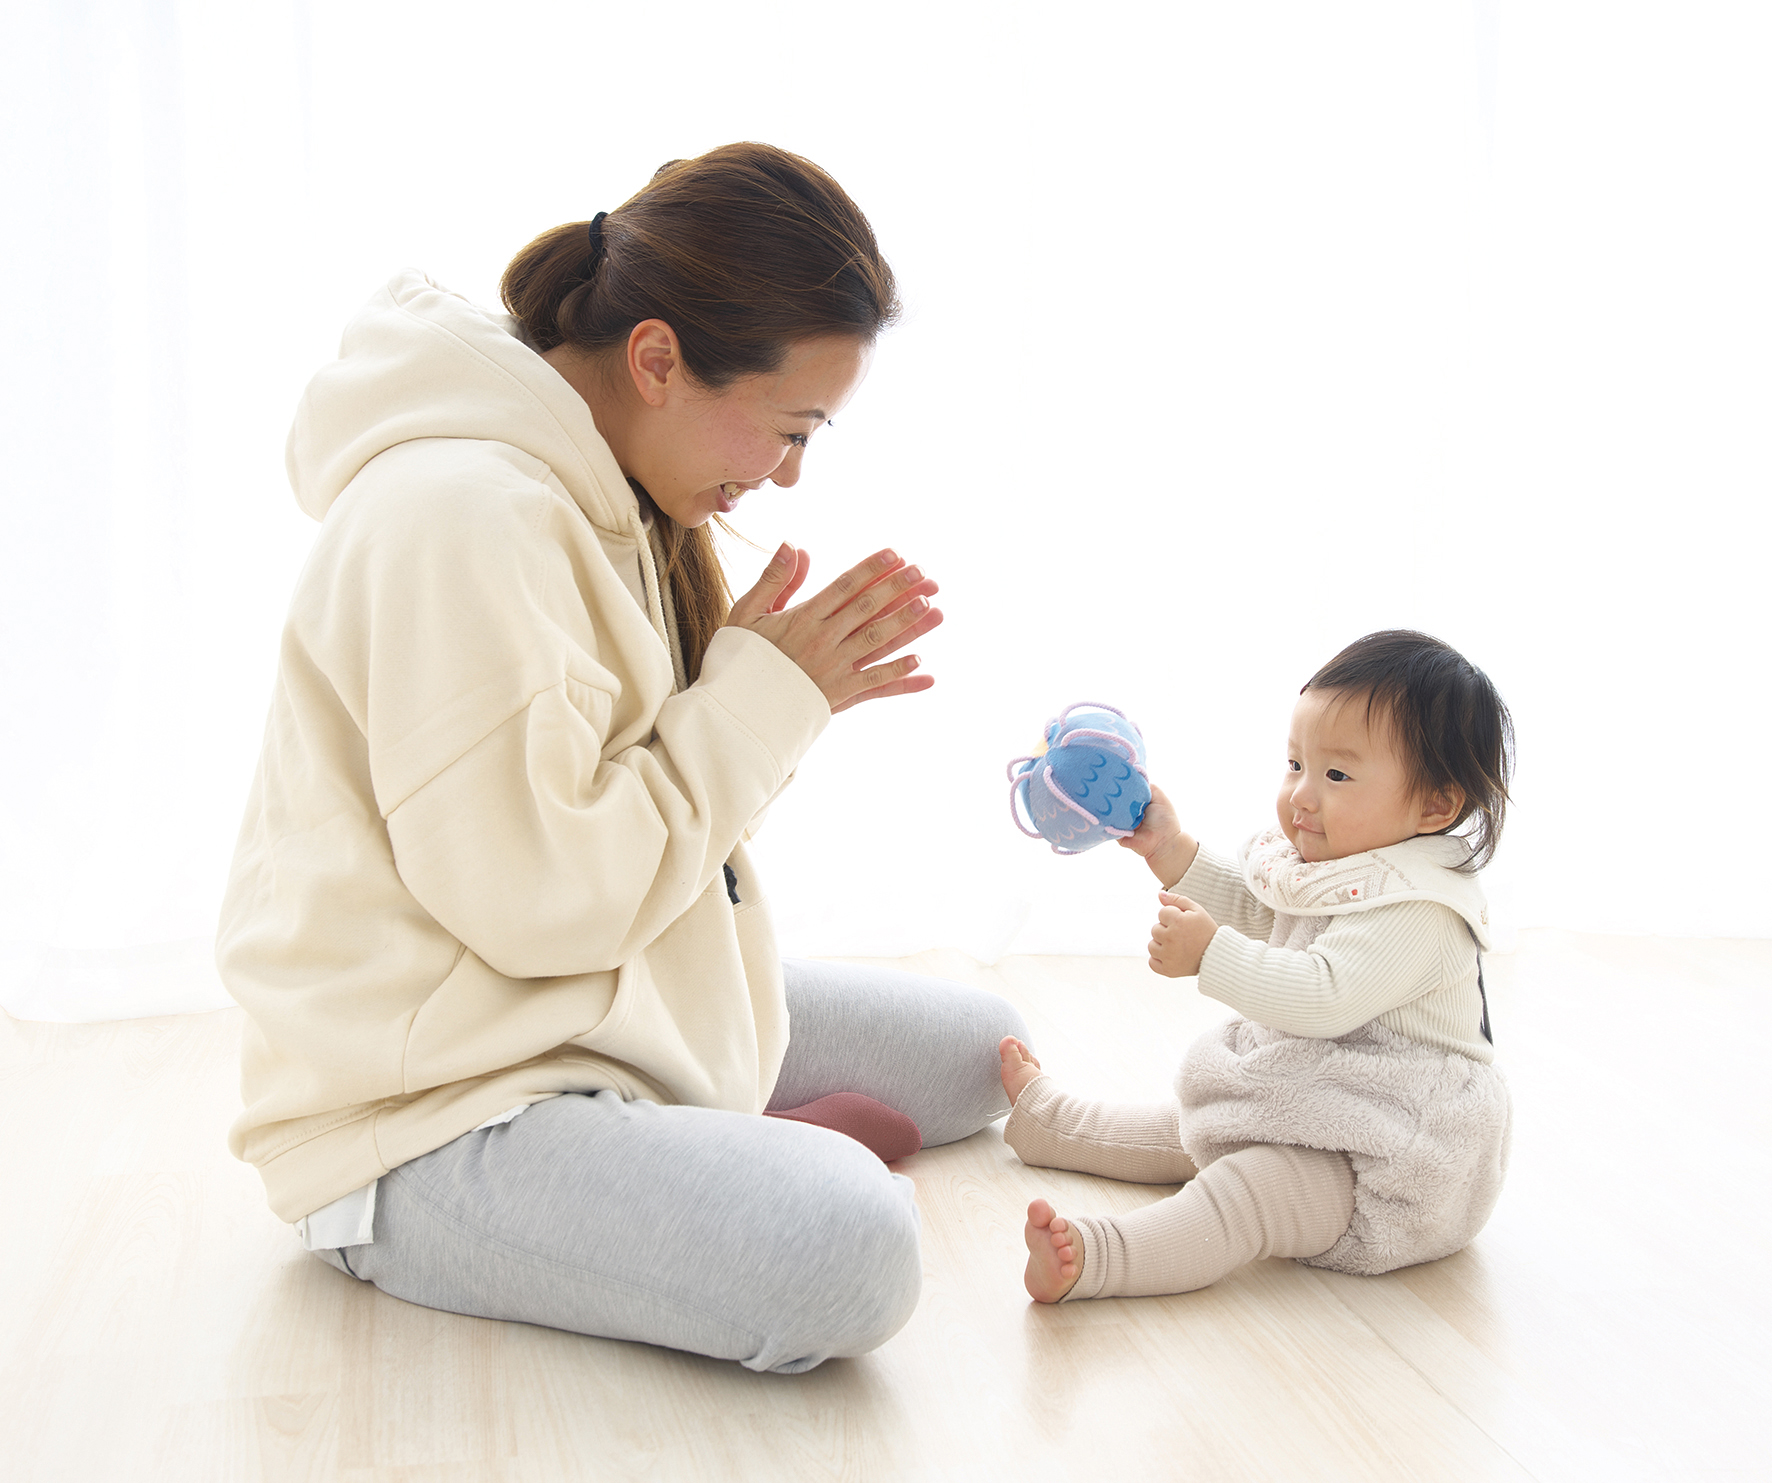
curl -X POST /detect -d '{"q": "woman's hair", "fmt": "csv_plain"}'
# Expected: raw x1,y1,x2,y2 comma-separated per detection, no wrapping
1303,630,1515,870
501,142,900,682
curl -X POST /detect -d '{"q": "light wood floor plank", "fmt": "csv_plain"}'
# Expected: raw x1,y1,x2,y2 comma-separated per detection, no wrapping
4,930,1768,1480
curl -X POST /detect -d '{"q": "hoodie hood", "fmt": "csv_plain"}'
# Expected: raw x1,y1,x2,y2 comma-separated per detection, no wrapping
286,271,637,535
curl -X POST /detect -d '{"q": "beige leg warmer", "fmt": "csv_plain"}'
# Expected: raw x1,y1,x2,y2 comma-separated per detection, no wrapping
1003,1074,1198,1184
1063,1143,1355,1301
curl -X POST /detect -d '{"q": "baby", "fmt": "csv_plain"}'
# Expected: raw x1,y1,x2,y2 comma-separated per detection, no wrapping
1001,630,1514,1302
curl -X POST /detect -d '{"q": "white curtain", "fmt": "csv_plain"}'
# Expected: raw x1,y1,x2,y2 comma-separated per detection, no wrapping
3,1,1767,1021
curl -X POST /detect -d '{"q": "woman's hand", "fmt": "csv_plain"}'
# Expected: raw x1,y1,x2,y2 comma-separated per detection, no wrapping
1116,784,1200,886
1148,892,1217,978
725,544,944,714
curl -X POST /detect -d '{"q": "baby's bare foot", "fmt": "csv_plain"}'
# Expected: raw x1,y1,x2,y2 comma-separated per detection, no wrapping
999,1036,1045,1107
1024,1197,1083,1302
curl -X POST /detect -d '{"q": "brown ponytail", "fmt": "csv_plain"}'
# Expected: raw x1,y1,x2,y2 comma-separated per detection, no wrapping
500,142,899,682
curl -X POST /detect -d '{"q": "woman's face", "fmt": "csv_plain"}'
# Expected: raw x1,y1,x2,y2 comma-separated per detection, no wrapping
632,333,873,528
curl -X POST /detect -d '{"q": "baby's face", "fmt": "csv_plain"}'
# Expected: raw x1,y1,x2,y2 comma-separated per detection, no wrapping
1276,689,1448,863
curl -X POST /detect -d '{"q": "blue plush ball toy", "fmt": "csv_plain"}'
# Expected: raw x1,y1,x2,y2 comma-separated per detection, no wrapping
1008,702,1152,854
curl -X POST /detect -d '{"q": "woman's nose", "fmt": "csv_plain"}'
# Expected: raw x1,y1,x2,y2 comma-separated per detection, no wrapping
768,445,806,489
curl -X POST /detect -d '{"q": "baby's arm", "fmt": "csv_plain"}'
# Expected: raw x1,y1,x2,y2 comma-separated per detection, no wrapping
1163,845,1276,939
1120,787,1276,934
1116,785,1200,887
1123,786,1291,977
1197,901,1450,1038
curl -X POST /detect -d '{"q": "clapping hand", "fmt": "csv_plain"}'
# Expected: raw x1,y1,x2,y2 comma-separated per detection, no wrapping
726,544,944,714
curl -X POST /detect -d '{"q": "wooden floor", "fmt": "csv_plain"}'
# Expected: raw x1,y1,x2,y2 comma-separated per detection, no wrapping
3,931,1768,1482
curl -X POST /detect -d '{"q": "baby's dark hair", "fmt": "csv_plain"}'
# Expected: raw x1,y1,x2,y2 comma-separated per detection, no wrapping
1303,630,1515,870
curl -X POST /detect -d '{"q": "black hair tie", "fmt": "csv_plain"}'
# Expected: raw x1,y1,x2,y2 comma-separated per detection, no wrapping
585,211,609,278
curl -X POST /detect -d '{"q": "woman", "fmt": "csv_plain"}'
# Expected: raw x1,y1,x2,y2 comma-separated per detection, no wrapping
218,143,1027,1374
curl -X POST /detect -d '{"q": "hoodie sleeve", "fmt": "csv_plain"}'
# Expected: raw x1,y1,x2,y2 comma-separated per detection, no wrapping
386,625,827,980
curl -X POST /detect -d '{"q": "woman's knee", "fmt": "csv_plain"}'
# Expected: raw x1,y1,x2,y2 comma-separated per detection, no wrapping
920,984,1028,1145
746,1143,922,1373
968,984,1030,1047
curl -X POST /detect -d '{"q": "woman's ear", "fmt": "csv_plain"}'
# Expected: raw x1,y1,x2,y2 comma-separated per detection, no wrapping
1417,785,1466,835
626,319,683,407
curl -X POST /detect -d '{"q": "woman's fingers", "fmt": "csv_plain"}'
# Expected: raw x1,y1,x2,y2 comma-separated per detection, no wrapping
811,561,937,656
828,595,932,674
798,548,919,623
768,547,812,615
846,601,944,672
727,543,804,627
828,654,933,714
843,570,939,629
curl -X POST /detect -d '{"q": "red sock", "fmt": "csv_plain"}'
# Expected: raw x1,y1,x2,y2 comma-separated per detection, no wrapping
765,1092,922,1163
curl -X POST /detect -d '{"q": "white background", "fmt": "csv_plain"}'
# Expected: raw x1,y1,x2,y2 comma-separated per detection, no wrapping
2,1,1767,1019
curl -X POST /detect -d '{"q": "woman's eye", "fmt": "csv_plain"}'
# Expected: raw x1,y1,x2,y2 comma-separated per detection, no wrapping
785,433,809,449
1326,769,1350,782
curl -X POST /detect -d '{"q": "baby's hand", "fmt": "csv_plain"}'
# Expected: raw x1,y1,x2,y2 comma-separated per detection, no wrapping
1118,785,1199,886
1148,891,1217,978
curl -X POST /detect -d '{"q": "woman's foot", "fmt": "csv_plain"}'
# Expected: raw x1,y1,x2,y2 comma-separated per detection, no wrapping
1024,1198,1082,1302
999,1036,1045,1107
765,1092,921,1163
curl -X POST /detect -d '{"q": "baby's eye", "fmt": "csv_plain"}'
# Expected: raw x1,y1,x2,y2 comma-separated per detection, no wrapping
1326,769,1351,782
1287,759,1302,772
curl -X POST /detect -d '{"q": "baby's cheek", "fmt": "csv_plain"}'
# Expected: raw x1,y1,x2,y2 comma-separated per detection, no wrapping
1275,793,1297,847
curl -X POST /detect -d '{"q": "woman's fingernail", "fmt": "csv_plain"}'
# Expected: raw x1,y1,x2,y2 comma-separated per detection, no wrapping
775,542,793,565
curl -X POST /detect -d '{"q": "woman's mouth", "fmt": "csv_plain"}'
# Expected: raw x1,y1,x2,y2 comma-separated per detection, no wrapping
716,482,746,514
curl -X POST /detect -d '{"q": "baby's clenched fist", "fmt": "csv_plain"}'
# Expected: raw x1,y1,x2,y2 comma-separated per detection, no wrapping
1148,891,1217,978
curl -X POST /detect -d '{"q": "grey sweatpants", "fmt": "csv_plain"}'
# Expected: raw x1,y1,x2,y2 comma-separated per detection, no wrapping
321,960,1027,1373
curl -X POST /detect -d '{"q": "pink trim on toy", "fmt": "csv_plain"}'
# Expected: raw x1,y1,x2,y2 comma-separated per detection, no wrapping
1008,774,1044,838
1049,730,1152,797
1051,703,1151,783
1043,768,1098,825
1059,701,1134,728
1055,727,1140,767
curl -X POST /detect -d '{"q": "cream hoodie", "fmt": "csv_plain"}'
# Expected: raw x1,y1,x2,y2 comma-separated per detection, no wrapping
219,272,830,1222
